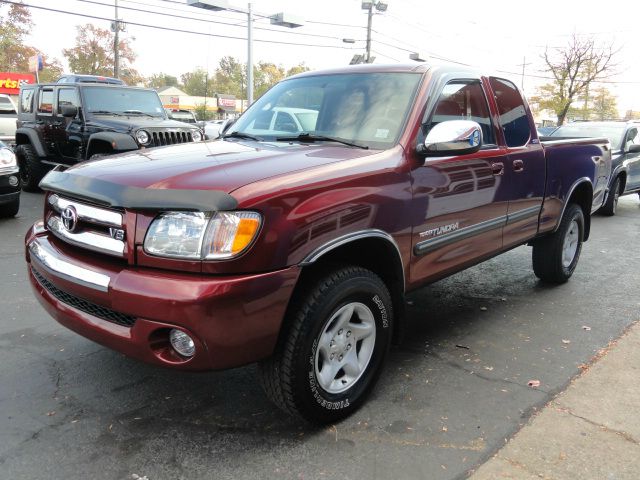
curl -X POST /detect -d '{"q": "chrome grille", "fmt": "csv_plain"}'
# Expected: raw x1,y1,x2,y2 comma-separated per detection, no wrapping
47,194,126,258
151,130,193,146
32,267,136,327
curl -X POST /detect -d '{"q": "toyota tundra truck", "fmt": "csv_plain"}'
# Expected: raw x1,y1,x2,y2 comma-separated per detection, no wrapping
25,64,611,424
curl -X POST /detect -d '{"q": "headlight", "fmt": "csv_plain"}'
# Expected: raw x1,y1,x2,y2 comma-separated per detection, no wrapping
0,148,17,167
192,129,203,142
144,211,261,260
136,130,150,145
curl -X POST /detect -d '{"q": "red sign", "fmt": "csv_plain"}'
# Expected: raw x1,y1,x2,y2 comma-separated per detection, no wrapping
0,72,36,95
217,97,236,108
170,96,179,104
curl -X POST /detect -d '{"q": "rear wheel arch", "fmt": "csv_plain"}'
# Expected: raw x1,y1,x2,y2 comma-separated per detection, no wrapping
558,179,592,241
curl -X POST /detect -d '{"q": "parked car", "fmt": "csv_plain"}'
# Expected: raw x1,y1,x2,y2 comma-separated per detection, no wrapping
57,74,125,85
537,126,556,136
14,82,204,191
165,109,198,124
26,63,611,424
244,106,319,135
0,140,20,217
550,121,640,215
0,94,18,145
203,119,227,139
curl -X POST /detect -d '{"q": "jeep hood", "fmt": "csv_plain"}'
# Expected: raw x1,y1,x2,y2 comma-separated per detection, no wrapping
86,115,199,132
51,140,378,199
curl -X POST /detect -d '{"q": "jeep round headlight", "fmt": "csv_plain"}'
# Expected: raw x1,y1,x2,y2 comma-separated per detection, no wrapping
136,129,150,145
0,148,17,167
144,211,261,260
192,130,203,142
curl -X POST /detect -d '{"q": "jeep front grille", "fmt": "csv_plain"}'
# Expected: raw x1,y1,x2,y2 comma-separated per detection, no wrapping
32,267,136,328
151,130,193,146
47,194,126,258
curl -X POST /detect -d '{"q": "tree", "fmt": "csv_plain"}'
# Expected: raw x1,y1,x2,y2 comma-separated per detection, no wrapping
0,3,32,71
589,87,618,121
180,68,209,96
535,35,617,126
63,24,140,83
147,72,179,90
213,56,245,98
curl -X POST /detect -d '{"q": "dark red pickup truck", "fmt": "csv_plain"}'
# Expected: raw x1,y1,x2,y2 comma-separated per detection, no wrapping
25,64,611,423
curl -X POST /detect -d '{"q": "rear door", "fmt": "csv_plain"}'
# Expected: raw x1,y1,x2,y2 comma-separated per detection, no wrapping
35,87,56,157
488,77,545,248
409,78,510,284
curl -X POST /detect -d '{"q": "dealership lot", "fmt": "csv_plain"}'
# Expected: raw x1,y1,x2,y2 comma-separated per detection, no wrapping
2,192,639,480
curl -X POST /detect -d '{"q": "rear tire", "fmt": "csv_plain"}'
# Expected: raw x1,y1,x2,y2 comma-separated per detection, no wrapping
532,203,584,283
15,144,49,192
600,176,621,216
0,196,19,218
258,266,393,424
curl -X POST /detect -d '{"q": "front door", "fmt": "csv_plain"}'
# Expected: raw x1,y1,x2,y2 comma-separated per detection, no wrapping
622,127,640,191
54,87,83,163
35,87,56,157
409,79,510,285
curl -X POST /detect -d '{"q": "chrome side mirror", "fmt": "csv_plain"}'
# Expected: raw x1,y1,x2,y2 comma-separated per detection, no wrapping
418,120,482,156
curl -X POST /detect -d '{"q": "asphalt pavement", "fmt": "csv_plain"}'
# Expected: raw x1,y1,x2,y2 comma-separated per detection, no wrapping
1,192,639,480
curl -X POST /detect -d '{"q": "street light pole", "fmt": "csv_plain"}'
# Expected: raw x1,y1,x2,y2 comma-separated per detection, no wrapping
114,0,120,77
247,3,253,105
365,3,373,63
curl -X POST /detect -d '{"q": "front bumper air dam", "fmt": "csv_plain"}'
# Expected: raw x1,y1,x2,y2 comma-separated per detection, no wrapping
25,226,300,371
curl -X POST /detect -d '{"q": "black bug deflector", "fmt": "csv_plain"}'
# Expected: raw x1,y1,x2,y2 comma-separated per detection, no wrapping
39,170,238,212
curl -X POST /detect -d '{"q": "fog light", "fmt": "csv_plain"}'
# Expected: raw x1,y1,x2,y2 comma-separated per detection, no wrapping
169,329,195,357
8,175,18,187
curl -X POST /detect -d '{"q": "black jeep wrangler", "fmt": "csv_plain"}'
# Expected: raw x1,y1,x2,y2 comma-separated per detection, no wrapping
15,82,204,190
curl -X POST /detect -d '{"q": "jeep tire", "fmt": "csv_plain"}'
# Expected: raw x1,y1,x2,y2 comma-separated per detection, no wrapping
16,144,49,192
258,266,393,424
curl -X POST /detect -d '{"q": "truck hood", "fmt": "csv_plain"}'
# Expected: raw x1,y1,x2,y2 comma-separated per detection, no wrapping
65,139,378,194
86,115,200,132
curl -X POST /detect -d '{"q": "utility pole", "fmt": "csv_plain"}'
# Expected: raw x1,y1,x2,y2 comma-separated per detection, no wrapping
113,0,120,78
365,3,373,63
516,56,531,91
247,2,253,105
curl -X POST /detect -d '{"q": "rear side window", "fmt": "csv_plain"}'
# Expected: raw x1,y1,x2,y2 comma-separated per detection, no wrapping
57,88,80,114
489,78,531,147
20,88,34,113
427,80,496,146
38,89,53,114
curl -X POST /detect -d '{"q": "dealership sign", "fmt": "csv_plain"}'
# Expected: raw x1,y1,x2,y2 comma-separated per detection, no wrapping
0,72,36,95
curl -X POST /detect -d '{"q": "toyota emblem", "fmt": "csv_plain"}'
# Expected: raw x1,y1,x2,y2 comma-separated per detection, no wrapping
61,206,78,232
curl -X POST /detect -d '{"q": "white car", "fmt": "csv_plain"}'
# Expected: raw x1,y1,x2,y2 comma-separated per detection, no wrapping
245,107,318,135
203,119,227,139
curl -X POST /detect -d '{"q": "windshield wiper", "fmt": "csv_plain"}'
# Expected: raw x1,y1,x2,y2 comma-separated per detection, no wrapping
90,110,125,116
123,110,157,118
276,133,369,150
222,131,262,141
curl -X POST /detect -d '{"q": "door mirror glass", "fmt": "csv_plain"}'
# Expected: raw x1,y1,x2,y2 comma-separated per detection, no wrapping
419,120,482,156
218,118,235,138
628,144,640,153
60,105,78,118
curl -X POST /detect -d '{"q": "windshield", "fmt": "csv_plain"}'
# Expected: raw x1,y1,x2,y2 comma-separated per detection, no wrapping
228,72,422,149
83,87,165,117
550,123,626,149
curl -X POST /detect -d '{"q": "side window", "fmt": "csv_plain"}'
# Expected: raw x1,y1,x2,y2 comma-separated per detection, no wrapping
57,88,79,114
489,78,532,147
20,88,34,113
38,89,54,114
427,80,496,146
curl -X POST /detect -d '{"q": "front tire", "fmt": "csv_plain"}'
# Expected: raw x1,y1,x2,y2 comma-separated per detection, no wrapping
259,266,393,424
0,196,19,218
15,144,49,192
532,203,584,283
600,176,621,216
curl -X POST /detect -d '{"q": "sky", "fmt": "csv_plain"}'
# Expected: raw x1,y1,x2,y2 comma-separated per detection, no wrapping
15,0,640,115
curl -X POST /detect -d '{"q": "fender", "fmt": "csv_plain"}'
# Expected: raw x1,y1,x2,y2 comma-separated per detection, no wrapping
15,128,46,157
87,132,138,154
554,177,593,238
300,229,406,292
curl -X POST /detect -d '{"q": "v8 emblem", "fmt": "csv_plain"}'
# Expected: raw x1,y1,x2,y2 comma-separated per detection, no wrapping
109,228,125,241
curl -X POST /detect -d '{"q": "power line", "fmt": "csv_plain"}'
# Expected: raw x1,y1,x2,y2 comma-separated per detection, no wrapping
69,0,355,42
3,0,359,50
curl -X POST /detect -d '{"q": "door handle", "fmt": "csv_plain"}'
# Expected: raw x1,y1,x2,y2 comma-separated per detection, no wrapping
491,162,504,176
513,159,524,172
